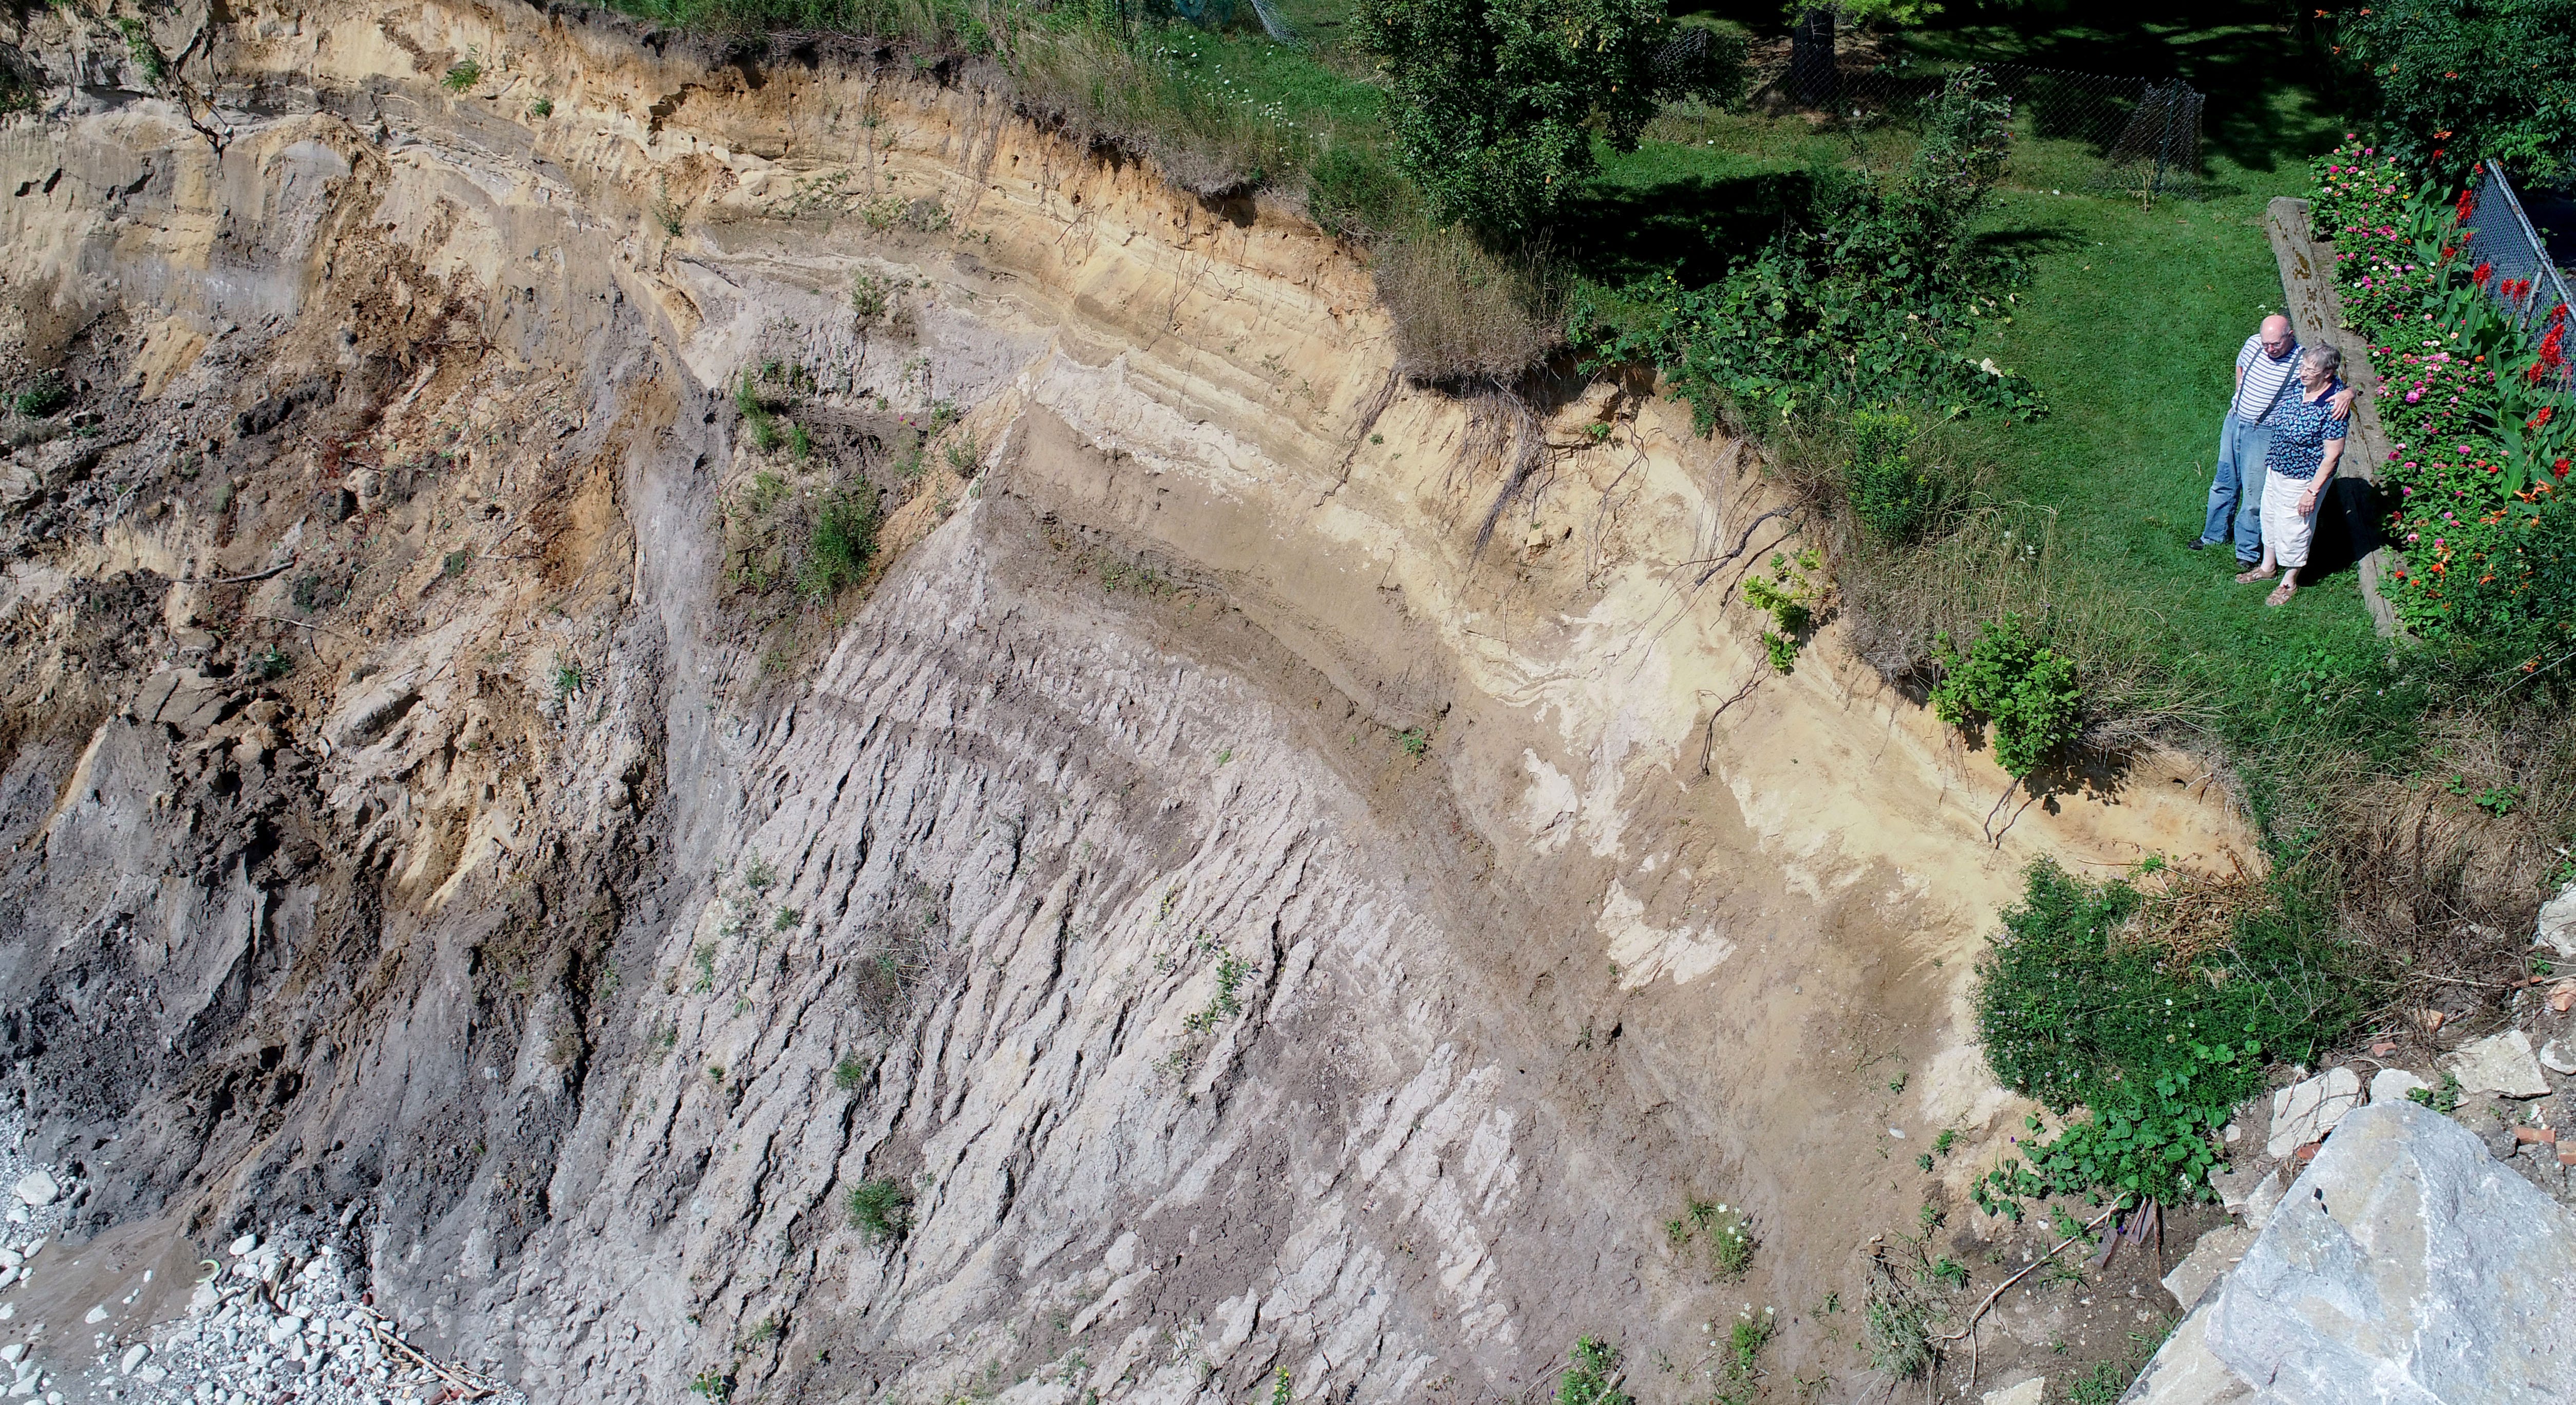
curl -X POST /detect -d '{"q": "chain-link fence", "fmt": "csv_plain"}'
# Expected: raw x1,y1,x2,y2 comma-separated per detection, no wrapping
2460,160,2575,391
1746,60,2204,200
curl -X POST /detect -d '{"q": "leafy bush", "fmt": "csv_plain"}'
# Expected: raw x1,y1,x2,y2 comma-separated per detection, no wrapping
1371,223,1563,383
10,371,69,419
441,58,482,92
1971,863,2360,1210
799,489,879,599
1554,1337,1631,1405
1355,0,1667,238
845,1177,913,1243
2336,0,2576,186
1574,70,2039,429
1846,409,1934,542
1929,614,2079,778
1743,550,1820,674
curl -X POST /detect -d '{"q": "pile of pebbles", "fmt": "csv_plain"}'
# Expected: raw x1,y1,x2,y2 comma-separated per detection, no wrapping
87,1233,527,1405
0,1116,522,1405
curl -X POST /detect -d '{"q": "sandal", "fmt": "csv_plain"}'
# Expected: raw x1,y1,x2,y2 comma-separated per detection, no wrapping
2266,580,2297,607
2235,566,2277,584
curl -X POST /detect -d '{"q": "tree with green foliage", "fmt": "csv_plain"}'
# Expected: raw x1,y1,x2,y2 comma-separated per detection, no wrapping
2337,0,2576,185
1354,0,1672,237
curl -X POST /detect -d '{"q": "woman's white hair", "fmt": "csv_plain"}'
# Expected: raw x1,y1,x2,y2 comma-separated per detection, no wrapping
2303,343,2343,379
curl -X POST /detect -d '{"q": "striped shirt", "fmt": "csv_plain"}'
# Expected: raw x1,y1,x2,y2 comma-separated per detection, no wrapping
2231,333,2303,425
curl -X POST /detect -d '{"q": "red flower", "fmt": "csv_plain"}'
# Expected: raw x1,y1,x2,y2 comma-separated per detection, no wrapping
2456,188,2478,223
2474,261,2496,288
2530,407,2555,431
2558,459,2573,479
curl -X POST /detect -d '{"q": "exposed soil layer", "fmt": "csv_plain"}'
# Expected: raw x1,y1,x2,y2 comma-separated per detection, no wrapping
0,2,2260,1399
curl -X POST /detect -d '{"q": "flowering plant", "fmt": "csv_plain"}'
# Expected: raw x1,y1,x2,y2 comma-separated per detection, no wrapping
2310,143,2576,658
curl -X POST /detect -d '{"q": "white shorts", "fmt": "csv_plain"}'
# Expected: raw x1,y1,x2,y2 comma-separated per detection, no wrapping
2260,469,2321,570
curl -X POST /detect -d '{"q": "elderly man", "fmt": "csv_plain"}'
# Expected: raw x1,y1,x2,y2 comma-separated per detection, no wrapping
2194,313,2354,562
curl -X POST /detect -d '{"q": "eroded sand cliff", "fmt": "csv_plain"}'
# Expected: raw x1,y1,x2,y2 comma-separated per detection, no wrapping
0,4,2252,1398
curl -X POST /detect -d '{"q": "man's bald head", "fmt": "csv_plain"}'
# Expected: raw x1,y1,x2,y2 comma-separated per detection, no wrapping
2259,314,2295,357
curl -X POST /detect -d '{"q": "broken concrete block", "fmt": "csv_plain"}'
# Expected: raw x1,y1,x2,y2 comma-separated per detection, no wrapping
2267,1066,2363,1157
2538,880,2576,959
2442,1029,2551,1099
2162,1224,2254,1310
2367,1069,2429,1104
2541,1038,2576,1077
1979,1377,2043,1405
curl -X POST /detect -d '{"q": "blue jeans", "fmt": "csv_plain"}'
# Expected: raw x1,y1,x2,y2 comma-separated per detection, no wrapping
2201,414,2274,563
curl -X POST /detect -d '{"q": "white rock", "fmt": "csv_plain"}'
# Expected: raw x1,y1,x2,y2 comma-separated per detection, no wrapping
0,1348,20,1366
2442,1029,2552,1098
2535,880,2576,958
2161,1224,2255,1309
8,1176,52,1211
1980,1380,2044,1405
2369,1069,2430,1104
80,1306,105,1326
2542,1039,2576,1077
228,1235,257,1258
2267,1066,2364,1157
133,1367,163,1385
117,1345,146,1376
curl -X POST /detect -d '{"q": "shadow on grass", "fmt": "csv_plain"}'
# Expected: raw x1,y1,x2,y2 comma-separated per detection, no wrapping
1552,168,1812,288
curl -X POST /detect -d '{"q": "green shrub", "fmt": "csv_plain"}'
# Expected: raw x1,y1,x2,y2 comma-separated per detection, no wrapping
116,17,167,83
10,371,69,419
529,97,554,118
253,646,294,680
832,1052,869,1090
1863,1267,1932,1379
1972,862,2360,1210
845,1177,913,1243
798,489,878,599
1553,1337,1631,1405
1743,550,1819,675
1306,142,1409,240
441,58,482,92
1846,409,1933,542
2337,0,2576,186
1573,70,2038,429
1929,614,2080,779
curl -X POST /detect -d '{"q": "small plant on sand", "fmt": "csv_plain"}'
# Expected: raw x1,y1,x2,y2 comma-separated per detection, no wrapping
1743,551,1821,673
832,1052,869,1091
441,58,482,92
845,1177,913,1244
1554,1337,1632,1405
11,372,69,419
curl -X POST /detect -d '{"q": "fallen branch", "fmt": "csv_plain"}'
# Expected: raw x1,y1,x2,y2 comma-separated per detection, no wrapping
1938,1202,2121,1391
178,557,295,586
252,613,354,641
1684,508,1795,588
1697,673,1766,776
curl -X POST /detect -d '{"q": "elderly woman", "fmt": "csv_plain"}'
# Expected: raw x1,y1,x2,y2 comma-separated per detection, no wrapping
2235,344,2348,607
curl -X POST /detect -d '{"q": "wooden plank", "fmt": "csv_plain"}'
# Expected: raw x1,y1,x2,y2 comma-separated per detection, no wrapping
2266,195,2400,639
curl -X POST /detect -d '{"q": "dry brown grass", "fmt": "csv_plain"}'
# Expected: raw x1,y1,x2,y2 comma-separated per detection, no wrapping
1371,225,1564,386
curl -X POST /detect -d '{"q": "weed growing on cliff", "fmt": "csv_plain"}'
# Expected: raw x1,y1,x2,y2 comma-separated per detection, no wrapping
1744,551,1821,675
553,663,584,697
691,942,718,994
1972,861,2360,1210
851,273,889,326
529,97,554,118
685,1369,732,1401
441,58,482,93
1397,726,1430,757
1182,944,1255,1032
832,1052,870,1090
116,18,167,84
799,489,879,600
441,549,473,579
846,1176,913,1243
1554,1337,1631,1405
253,646,294,681
10,372,68,419
1666,1198,1753,1279
1862,1258,1933,1380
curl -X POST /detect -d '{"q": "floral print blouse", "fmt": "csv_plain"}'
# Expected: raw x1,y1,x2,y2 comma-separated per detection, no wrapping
2263,380,2349,481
